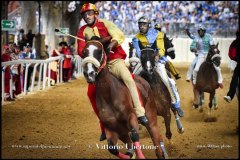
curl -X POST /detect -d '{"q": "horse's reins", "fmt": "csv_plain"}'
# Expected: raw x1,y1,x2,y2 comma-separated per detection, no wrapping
140,48,157,70
82,40,107,74
167,47,175,53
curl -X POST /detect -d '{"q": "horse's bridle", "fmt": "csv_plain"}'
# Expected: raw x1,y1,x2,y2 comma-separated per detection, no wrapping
206,48,221,66
81,40,107,74
140,48,157,71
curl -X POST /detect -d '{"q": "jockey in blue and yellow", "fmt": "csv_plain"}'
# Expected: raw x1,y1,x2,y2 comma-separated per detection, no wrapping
132,16,184,117
154,23,181,80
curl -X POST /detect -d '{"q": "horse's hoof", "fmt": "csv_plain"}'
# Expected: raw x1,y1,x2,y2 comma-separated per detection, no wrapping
214,105,218,110
199,107,203,113
193,105,198,109
178,127,184,134
130,153,136,159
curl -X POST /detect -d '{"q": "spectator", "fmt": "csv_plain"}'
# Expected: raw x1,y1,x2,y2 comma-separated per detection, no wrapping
60,41,72,83
94,1,238,36
69,42,77,80
2,44,15,101
20,44,36,92
9,43,22,98
41,45,49,59
224,30,240,103
26,29,35,48
17,29,27,51
47,44,62,86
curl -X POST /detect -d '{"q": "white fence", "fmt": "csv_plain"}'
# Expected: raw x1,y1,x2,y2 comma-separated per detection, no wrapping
2,55,83,102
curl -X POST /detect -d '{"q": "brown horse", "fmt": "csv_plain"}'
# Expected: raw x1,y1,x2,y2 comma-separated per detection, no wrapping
137,45,184,143
81,36,167,159
193,43,221,115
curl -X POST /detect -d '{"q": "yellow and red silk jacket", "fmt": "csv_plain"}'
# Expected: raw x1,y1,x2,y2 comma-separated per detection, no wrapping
77,18,126,61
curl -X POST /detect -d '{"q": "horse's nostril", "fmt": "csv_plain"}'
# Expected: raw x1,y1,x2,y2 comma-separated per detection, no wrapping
89,71,96,77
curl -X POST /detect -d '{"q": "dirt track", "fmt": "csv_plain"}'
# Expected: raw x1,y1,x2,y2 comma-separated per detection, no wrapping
2,64,239,159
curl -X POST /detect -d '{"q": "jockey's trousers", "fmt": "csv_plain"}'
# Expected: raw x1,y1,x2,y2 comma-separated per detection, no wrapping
107,59,145,117
155,62,181,108
186,56,198,81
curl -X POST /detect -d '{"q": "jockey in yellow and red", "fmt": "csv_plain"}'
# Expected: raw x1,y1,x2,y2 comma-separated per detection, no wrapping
77,3,148,141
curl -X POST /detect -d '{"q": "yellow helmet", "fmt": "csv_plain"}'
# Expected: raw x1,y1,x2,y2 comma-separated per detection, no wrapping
80,3,99,15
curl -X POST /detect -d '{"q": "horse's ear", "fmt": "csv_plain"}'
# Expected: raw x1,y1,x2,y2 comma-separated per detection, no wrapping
170,38,173,43
216,42,219,48
84,33,90,41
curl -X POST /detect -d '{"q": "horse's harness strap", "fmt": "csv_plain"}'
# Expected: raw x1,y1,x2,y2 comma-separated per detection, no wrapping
83,40,107,74
97,54,107,74
211,54,221,61
141,48,155,52
167,47,175,53
86,40,104,49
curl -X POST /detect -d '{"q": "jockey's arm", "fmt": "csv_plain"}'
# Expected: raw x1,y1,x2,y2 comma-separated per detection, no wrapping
186,29,195,39
102,19,125,46
77,27,86,58
208,34,215,46
132,38,141,58
190,40,197,53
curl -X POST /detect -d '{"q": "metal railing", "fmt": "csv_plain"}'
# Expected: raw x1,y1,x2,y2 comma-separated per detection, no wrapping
2,55,83,102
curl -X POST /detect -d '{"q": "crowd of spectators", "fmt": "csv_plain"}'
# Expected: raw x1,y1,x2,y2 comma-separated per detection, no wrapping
92,1,238,37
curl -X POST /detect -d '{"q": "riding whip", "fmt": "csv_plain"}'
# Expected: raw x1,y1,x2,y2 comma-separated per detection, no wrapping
54,28,85,42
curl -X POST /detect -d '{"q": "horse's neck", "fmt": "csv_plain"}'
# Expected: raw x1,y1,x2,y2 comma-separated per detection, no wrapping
97,67,111,83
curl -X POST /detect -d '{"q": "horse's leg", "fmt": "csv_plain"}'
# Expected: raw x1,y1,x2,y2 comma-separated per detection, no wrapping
119,135,136,159
213,96,218,110
208,91,215,115
128,113,145,159
201,92,205,105
105,129,130,159
171,109,184,134
163,106,172,142
145,122,166,159
199,92,203,106
193,84,200,109
198,91,204,112
145,99,166,158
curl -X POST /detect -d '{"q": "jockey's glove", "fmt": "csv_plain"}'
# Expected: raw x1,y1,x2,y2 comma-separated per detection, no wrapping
159,56,168,64
106,40,118,54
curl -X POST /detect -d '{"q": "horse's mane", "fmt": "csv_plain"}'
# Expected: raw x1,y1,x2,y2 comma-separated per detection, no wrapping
90,36,101,41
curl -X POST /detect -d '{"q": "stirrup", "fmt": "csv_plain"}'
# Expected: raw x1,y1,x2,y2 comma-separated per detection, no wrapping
174,74,181,80
138,116,148,126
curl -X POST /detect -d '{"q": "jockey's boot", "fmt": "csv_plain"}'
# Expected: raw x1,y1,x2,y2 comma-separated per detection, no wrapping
218,83,224,89
100,132,106,141
176,108,184,117
173,102,184,117
224,96,232,103
174,74,181,80
138,116,149,126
